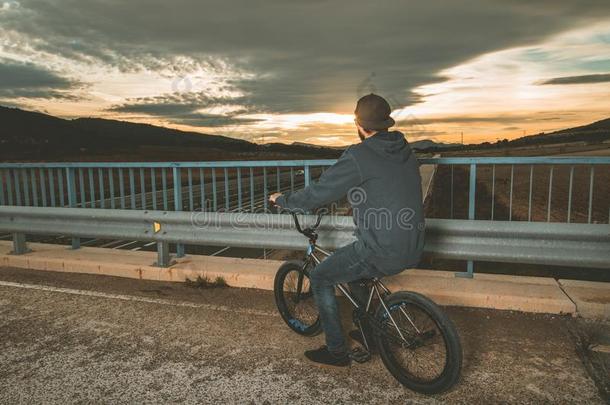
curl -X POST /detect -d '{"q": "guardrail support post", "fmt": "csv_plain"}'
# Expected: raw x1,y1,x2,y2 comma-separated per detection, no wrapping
155,241,174,267
456,163,477,279
172,167,185,258
11,232,30,255
65,168,81,250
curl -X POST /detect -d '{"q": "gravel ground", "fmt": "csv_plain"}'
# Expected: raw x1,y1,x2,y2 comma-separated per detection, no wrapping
0,267,604,404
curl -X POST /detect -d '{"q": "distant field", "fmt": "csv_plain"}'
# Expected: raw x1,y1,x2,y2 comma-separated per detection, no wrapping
427,142,610,223
443,141,610,158
423,142,610,279
427,164,610,224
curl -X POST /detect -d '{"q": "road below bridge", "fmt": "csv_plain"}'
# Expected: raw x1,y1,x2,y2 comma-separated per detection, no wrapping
0,267,605,404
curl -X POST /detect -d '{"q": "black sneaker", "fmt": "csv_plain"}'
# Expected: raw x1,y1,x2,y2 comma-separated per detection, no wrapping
348,330,377,354
304,346,351,368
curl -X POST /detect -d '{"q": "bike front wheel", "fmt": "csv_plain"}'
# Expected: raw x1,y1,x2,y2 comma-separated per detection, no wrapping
374,291,462,394
274,260,322,336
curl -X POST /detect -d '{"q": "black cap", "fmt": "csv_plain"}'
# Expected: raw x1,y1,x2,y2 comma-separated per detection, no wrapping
354,93,395,130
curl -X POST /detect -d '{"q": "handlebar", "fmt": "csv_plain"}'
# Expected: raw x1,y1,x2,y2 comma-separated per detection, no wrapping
291,212,323,240
269,199,323,240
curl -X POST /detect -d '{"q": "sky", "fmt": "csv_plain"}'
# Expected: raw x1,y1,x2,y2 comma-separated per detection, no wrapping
1,0,610,146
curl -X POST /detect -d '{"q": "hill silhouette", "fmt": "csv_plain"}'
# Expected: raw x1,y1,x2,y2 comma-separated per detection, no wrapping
0,106,341,161
417,116,610,153
1,105,609,160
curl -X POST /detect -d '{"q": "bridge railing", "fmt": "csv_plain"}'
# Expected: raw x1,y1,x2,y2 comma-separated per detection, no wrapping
0,156,609,278
1,157,609,224
0,160,334,214
1,207,609,271
420,157,610,225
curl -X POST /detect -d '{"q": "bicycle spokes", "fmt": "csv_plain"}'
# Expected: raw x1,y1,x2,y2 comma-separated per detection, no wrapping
295,271,305,303
382,302,448,382
283,269,317,324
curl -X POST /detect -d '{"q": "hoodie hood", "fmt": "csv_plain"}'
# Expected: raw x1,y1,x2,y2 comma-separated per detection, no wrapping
361,130,412,162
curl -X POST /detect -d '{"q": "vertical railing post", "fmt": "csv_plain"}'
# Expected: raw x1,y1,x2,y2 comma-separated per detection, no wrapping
547,166,554,222
22,170,30,206
263,167,268,211
155,241,173,267
567,166,574,223
40,168,48,207
13,170,22,206
173,167,185,258
224,167,230,210
11,232,30,255
304,164,311,187
508,165,514,221
211,168,217,211
31,169,38,206
237,168,242,211
151,168,157,211
587,166,594,224
490,164,495,220
6,169,14,205
199,168,206,212
0,169,5,205
527,165,534,222
457,163,476,278
187,168,194,212
66,168,80,249
249,167,254,212
449,165,454,219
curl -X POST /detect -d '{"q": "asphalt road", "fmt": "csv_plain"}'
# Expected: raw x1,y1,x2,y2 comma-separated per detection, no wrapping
0,267,604,404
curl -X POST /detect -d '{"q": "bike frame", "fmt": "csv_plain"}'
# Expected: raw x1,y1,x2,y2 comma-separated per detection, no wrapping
298,219,418,349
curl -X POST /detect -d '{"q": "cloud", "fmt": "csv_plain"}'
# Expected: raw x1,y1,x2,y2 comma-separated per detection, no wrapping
0,58,81,99
538,73,610,85
171,113,262,128
3,0,610,115
396,114,537,125
107,92,262,128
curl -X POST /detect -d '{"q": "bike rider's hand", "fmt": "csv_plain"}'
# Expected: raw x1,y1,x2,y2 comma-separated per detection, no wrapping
269,192,282,206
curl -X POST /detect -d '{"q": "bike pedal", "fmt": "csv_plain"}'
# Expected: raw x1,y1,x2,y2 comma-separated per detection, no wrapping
349,347,371,363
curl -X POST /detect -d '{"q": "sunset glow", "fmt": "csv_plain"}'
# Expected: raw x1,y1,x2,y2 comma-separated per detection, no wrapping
1,1,609,146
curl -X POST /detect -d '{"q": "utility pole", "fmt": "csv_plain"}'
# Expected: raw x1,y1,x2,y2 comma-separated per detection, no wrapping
461,132,463,145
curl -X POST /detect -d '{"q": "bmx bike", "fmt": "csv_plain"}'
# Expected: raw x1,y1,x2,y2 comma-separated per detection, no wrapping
274,212,462,394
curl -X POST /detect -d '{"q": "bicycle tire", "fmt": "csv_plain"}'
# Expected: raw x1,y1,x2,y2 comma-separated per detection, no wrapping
374,291,462,394
274,260,322,337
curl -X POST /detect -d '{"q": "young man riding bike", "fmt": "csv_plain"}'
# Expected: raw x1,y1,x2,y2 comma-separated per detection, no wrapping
269,94,425,368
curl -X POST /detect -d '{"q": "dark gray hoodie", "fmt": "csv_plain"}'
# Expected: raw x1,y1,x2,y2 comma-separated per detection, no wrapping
276,130,425,274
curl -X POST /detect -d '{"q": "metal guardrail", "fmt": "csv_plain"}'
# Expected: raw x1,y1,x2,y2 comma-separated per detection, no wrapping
0,160,332,254
1,157,608,224
1,206,609,271
2,157,608,276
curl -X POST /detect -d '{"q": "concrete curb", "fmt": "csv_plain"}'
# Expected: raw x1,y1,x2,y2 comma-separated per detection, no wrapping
0,241,597,317
558,279,610,320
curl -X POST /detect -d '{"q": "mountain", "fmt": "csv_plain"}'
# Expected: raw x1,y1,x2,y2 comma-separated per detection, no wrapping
3,105,608,161
291,141,346,150
0,106,341,161
509,117,610,146
409,139,460,151
424,117,610,152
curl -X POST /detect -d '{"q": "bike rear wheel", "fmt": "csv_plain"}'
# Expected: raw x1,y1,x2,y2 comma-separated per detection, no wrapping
274,260,322,336
374,291,462,394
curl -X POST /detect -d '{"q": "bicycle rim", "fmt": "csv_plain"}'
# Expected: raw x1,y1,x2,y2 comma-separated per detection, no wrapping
374,292,461,393
279,264,319,333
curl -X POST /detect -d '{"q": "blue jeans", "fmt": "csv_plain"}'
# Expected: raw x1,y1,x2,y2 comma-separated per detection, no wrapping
309,242,385,353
